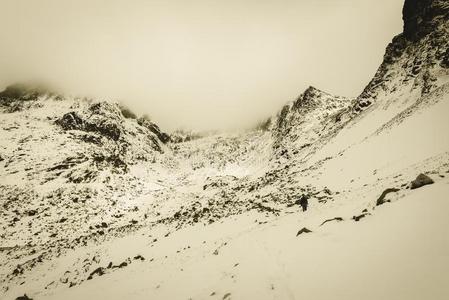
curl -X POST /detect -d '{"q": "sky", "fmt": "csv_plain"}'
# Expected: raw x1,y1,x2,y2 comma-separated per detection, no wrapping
0,0,404,131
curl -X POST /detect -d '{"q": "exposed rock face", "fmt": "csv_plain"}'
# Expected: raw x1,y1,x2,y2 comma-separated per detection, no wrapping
355,0,449,111
56,112,85,131
57,108,122,141
273,86,352,158
403,0,448,41
137,117,171,144
55,101,169,153
0,90,171,273
0,84,46,113
0,84,42,103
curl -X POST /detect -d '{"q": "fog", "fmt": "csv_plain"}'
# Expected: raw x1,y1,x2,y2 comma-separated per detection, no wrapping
0,0,403,131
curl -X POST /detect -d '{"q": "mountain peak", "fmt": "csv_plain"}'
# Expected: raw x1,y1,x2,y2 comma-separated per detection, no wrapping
294,86,325,106
293,86,345,111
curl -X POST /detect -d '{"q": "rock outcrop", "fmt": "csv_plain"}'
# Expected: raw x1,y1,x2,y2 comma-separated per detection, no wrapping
56,102,124,141
356,0,449,110
272,86,352,158
403,0,449,41
410,173,434,189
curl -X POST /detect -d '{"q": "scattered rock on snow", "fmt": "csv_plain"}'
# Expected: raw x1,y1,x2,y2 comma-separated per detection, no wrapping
320,217,343,226
410,173,434,189
352,213,370,222
376,188,400,206
87,267,105,280
133,255,145,261
296,227,312,236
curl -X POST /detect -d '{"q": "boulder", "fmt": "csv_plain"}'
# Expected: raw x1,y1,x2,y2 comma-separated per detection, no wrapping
410,173,434,189
15,295,32,300
376,188,400,206
296,227,312,236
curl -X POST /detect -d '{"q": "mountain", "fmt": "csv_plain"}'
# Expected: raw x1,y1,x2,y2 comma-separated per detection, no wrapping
272,86,352,160
356,0,449,110
1,1,449,299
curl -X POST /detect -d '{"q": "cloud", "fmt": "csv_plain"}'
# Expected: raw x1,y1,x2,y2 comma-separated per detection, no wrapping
0,0,403,131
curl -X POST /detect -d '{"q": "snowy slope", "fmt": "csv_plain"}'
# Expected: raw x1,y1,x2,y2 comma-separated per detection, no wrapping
24,180,449,300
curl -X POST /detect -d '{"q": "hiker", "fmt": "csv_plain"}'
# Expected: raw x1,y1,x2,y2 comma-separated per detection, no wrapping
299,194,309,212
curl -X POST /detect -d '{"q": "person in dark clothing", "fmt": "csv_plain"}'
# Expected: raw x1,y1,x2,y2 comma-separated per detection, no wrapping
299,194,309,212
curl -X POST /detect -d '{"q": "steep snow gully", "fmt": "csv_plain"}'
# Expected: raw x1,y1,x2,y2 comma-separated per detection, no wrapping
1,0,449,299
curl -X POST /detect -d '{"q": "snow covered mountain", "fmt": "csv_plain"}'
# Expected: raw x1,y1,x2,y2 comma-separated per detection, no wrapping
1,0,449,299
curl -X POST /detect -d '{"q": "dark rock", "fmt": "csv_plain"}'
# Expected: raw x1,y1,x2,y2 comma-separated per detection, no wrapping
441,48,449,68
323,187,332,195
356,0,448,109
0,84,43,110
92,153,127,172
55,112,84,130
80,133,102,145
84,120,121,141
137,117,171,144
403,0,448,41
12,265,24,276
352,213,370,222
410,173,434,189
15,294,33,300
87,267,105,280
376,188,400,206
223,293,232,300
116,262,128,268
320,217,343,226
296,227,312,236
26,210,37,216
56,103,124,141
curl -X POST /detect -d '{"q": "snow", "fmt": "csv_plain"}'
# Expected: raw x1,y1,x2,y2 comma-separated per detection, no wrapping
16,180,449,300
1,5,449,299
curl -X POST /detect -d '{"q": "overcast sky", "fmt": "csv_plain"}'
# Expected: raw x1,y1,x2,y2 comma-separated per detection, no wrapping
0,0,404,131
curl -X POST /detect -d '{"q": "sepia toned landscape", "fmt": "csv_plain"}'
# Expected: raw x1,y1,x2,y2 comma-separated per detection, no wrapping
1,0,449,299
